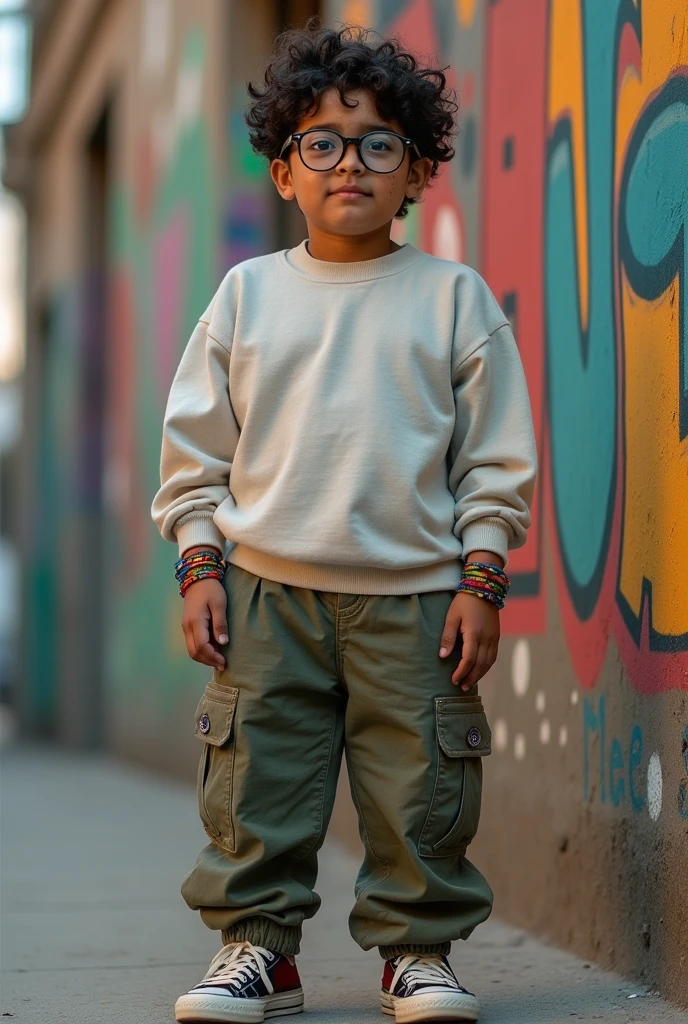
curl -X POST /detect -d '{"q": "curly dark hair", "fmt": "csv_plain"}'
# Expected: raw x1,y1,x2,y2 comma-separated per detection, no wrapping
244,18,459,219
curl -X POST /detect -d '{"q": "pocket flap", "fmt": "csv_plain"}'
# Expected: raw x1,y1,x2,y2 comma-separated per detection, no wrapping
193,683,239,746
435,696,491,757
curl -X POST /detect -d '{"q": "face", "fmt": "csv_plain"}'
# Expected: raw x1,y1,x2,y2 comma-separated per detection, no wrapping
270,87,432,238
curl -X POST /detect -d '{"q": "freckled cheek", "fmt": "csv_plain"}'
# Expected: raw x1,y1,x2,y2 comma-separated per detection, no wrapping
388,173,404,202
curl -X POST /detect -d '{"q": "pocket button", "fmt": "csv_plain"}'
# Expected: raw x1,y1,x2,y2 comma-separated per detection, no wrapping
199,713,211,735
467,726,482,748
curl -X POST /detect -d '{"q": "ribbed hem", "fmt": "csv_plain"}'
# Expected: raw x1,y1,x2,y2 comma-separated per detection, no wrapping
226,543,462,595
175,515,227,558
460,517,511,567
221,918,302,955
280,238,424,284
379,942,452,960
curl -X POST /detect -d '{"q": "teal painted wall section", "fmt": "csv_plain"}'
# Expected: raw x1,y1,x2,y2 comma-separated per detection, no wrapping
107,29,218,714
25,290,80,732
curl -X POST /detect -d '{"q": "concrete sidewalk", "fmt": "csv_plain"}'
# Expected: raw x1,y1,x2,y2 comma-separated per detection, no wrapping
1,746,685,1024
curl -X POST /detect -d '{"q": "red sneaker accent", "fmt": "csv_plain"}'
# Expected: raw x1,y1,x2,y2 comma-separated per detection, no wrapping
382,960,395,992
271,955,301,992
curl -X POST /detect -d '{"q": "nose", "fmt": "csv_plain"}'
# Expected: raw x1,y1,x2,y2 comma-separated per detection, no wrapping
337,139,364,171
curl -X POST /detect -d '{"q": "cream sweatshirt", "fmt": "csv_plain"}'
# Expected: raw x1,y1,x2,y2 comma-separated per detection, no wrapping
151,240,537,595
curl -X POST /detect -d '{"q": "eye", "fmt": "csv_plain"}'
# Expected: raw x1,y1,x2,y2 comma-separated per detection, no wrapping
306,138,336,151
362,133,399,154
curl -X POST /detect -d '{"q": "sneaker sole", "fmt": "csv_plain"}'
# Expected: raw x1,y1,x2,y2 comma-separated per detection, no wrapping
380,989,479,1023
175,988,304,1023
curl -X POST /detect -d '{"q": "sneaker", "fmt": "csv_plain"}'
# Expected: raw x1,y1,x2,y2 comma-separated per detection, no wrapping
380,952,479,1022
175,941,304,1022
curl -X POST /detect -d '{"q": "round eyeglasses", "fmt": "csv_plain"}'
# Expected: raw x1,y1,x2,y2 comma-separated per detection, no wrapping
278,128,422,174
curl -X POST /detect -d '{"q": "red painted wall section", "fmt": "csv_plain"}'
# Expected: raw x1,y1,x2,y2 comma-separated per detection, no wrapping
481,0,549,634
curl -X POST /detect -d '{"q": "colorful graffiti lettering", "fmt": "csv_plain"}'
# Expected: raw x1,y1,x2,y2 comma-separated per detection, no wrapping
583,696,688,821
371,0,688,695
544,0,688,693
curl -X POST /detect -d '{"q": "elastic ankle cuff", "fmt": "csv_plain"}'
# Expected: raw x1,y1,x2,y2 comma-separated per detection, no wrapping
379,942,451,960
222,918,301,956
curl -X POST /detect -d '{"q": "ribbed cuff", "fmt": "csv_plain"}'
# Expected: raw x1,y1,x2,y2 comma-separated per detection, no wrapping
221,918,302,956
379,941,451,960
460,517,511,567
175,515,226,558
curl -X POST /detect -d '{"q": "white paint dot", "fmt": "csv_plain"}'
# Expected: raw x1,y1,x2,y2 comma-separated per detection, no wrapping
535,691,546,713
570,690,579,706
539,719,551,744
141,0,172,78
431,204,463,263
494,718,508,752
514,733,526,761
559,725,568,747
647,753,662,821
511,639,530,697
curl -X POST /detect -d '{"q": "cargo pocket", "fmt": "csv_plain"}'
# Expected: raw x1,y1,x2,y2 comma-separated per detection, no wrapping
194,682,239,854
418,695,492,858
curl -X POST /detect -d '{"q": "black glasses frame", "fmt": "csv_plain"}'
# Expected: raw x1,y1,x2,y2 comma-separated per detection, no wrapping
278,128,422,173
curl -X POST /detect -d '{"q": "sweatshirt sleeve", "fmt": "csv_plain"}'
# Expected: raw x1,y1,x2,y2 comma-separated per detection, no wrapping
448,323,537,567
150,314,240,557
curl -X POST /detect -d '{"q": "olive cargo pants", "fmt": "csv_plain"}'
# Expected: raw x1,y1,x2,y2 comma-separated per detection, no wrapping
181,562,494,959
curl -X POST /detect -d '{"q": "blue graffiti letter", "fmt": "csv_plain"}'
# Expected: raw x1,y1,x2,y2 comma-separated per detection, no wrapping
583,696,606,803
628,725,644,813
609,737,625,807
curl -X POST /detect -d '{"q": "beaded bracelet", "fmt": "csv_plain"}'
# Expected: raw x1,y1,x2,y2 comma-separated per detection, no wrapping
174,549,226,598
455,560,510,610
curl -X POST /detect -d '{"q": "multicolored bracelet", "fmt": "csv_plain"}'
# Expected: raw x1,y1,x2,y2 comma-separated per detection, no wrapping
174,549,226,598
455,560,510,610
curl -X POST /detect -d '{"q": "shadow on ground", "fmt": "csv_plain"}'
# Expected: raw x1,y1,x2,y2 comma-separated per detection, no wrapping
0,747,682,1024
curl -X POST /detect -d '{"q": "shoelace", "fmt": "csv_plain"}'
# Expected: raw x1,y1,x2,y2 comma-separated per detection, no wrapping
390,953,461,994
200,941,275,994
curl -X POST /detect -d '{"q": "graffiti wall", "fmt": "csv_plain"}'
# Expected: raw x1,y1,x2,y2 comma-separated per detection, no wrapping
105,2,277,762
332,0,688,1004
108,18,218,729
17,1,278,755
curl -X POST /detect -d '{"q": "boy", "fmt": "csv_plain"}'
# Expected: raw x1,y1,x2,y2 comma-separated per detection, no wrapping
152,21,536,1024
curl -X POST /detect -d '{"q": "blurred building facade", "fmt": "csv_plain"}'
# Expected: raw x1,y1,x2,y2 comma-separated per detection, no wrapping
3,0,688,1010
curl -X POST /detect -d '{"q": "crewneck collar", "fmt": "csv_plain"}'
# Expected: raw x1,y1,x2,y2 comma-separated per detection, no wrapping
280,238,424,283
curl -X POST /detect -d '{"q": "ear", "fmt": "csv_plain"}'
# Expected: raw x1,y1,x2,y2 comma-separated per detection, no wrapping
404,156,433,202
270,157,296,201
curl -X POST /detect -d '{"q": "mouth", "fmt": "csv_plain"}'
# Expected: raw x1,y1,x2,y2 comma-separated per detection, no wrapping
330,187,372,199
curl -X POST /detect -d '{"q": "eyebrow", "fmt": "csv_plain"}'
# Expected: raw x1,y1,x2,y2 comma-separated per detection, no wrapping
305,122,396,133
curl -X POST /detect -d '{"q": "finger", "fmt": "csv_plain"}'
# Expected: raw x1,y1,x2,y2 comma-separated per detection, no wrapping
190,615,211,658
439,608,462,657
182,619,207,664
193,642,224,669
190,617,225,669
181,620,199,662
453,630,478,682
187,611,225,669
455,643,489,689
209,596,229,646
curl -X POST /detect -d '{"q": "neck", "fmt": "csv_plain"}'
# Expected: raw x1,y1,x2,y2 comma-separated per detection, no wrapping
305,224,401,262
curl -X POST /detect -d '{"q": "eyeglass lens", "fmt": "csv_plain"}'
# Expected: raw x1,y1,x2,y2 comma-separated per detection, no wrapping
299,131,405,171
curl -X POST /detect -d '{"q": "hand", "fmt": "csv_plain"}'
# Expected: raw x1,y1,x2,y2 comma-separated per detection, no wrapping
439,591,500,689
181,578,229,670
